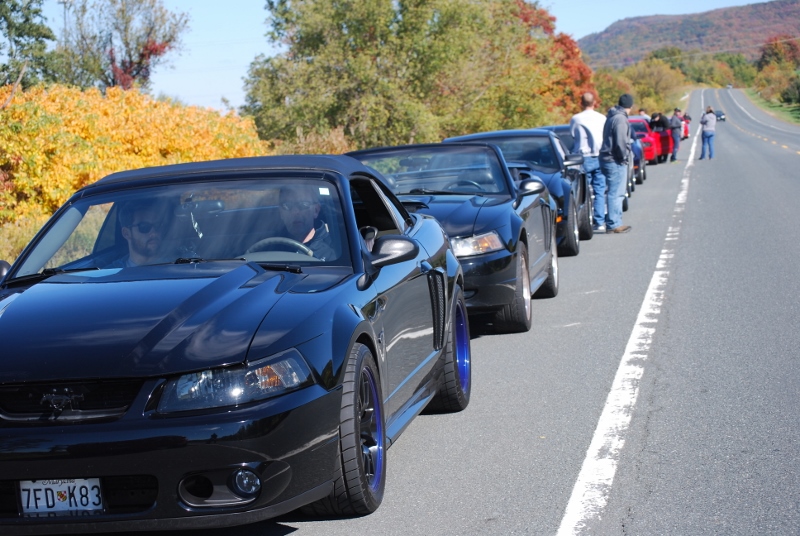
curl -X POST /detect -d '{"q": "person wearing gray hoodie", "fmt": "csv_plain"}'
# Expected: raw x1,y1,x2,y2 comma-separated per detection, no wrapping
598,94,633,234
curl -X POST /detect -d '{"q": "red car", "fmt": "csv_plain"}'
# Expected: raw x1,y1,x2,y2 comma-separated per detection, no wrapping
629,117,671,164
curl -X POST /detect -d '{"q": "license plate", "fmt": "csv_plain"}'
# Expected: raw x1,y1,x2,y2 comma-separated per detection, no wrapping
19,478,104,515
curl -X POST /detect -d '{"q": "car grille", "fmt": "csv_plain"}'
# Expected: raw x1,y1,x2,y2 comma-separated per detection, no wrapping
0,380,144,424
0,475,158,516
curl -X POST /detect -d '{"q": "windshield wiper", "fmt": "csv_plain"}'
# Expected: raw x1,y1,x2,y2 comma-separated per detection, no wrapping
257,263,303,274
408,188,451,195
174,257,246,264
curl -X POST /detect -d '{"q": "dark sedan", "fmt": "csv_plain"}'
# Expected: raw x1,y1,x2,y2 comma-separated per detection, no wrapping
444,129,592,256
0,155,470,533
348,143,558,334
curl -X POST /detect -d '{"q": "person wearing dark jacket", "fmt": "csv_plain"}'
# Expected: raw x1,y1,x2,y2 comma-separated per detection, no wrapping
598,94,633,234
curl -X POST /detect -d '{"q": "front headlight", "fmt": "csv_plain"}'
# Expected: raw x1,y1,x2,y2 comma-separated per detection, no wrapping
450,231,505,257
157,349,314,413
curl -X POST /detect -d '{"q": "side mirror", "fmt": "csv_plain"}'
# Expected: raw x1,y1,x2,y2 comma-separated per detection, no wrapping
0,260,10,280
518,178,547,196
370,236,419,268
563,154,584,167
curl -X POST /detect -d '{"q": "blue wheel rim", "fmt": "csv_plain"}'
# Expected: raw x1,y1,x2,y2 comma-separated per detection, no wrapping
454,299,471,393
359,366,384,492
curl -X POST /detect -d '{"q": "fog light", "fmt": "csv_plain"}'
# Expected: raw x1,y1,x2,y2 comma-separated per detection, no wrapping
231,468,261,497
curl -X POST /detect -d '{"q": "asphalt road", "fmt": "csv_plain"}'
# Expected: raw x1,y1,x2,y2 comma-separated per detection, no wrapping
137,89,800,536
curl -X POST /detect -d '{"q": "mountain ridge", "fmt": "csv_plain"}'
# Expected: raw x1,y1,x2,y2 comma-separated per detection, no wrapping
577,0,800,68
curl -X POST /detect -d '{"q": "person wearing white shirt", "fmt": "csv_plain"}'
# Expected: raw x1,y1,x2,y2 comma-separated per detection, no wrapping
569,92,608,232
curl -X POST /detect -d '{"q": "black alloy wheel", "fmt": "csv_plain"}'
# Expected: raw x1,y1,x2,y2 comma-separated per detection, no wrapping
303,343,385,516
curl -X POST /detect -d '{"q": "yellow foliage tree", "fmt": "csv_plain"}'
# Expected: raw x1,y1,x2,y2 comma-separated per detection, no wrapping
0,84,272,261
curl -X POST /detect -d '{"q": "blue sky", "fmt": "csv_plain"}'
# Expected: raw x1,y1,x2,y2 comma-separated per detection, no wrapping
41,0,760,111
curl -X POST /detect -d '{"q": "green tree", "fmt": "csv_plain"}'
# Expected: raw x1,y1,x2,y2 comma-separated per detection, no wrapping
647,47,687,75
618,58,685,113
47,0,188,90
242,0,580,149
714,52,756,87
0,0,56,88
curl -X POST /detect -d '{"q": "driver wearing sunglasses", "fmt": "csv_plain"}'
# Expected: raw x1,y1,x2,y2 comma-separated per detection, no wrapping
110,200,169,267
273,184,336,261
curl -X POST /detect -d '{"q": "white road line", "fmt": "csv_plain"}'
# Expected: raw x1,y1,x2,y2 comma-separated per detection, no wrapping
555,96,702,536
728,91,799,135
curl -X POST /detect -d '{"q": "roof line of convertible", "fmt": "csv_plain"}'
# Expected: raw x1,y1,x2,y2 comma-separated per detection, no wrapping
89,155,382,188
347,141,511,155
442,128,558,141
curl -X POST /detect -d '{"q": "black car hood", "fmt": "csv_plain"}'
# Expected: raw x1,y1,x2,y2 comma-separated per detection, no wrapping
0,263,348,382
399,194,510,238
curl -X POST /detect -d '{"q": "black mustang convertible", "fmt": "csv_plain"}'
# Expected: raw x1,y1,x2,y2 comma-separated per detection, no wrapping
349,143,558,334
0,155,470,533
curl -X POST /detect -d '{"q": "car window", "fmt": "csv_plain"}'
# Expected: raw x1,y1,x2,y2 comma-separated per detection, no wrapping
469,136,559,172
630,121,648,134
355,146,509,195
13,177,350,277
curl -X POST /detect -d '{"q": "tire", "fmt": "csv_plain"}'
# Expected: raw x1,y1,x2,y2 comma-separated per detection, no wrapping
533,230,558,299
304,343,385,516
493,242,532,333
622,196,629,212
427,285,471,413
635,160,645,184
558,198,580,257
577,189,593,241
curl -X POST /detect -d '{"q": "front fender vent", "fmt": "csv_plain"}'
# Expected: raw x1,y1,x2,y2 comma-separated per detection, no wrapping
428,270,447,351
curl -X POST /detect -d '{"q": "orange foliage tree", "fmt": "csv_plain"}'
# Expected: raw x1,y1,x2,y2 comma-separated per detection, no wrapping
0,84,271,228
515,1,595,116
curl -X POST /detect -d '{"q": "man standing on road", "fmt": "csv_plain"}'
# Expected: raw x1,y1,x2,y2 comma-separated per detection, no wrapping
669,108,683,162
599,93,634,234
570,92,608,232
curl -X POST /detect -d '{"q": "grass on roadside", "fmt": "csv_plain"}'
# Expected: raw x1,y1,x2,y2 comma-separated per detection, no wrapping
743,89,800,125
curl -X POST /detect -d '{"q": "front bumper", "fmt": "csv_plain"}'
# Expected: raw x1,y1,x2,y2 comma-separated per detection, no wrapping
457,248,516,314
0,383,340,534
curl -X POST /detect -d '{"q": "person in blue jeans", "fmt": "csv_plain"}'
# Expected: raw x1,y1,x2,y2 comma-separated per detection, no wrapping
569,92,608,231
598,94,633,234
669,108,682,162
699,105,717,160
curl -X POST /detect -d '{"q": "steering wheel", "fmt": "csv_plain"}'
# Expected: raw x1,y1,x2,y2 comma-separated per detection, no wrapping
245,237,314,256
445,180,485,191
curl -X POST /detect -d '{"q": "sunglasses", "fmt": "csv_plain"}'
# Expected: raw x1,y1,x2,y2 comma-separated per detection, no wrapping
130,221,162,234
280,201,315,211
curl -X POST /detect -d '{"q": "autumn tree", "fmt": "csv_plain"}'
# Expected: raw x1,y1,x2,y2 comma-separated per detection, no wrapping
0,0,55,89
48,0,188,90
757,34,800,70
619,58,686,113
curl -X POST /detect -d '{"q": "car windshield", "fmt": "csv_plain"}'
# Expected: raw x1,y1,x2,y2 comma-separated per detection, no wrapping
12,177,350,278
355,146,509,196
462,136,559,172
630,121,648,134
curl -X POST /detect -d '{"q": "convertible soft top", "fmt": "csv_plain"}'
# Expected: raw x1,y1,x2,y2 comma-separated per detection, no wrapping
89,154,379,189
